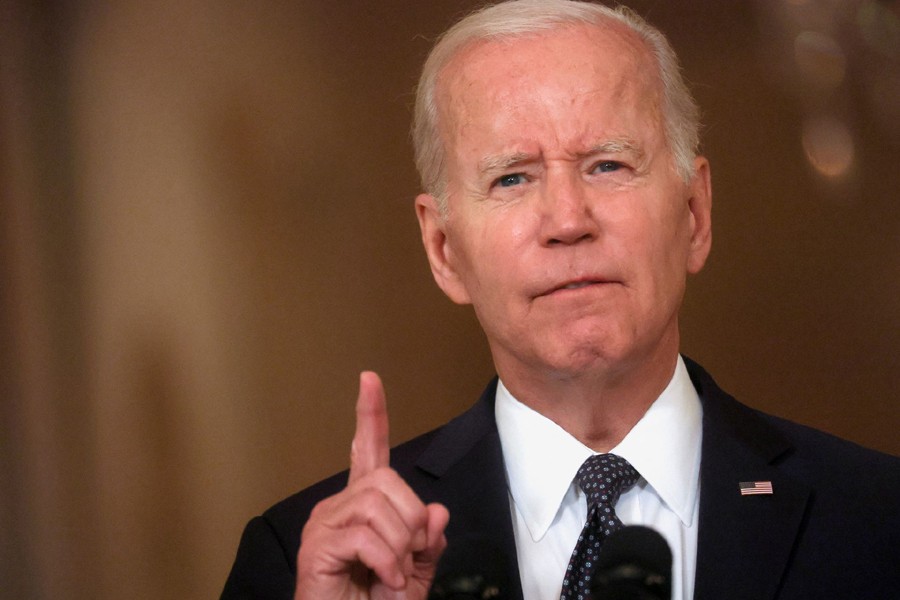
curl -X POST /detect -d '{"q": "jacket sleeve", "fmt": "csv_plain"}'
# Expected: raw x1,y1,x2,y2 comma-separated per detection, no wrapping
220,516,296,600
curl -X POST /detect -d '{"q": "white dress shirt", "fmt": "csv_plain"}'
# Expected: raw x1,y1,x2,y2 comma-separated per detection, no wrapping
495,355,702,600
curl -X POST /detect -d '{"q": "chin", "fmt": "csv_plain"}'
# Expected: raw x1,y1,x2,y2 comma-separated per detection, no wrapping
541,339,629,379
544,321,663,375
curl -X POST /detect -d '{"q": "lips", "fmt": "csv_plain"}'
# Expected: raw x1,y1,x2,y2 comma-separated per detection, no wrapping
536,277,614,298
560,281,598,291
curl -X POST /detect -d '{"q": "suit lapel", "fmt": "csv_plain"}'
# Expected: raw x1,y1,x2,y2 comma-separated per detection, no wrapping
414,380,525,600
411,363,812,600
687,360,811,600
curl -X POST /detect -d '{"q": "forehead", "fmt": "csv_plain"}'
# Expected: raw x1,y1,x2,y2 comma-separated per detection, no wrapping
435,22,663,158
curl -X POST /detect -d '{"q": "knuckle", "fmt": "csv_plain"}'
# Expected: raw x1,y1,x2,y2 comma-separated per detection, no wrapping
307,494,338,521
355,486,385,507
366,466,397,485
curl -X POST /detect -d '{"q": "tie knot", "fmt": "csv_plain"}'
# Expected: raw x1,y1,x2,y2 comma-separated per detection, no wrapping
575,453,639,509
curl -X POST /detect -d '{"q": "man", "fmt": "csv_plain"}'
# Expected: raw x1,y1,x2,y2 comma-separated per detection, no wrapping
222,2,899,599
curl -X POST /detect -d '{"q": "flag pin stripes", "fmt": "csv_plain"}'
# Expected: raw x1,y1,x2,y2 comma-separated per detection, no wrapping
739,481,774,495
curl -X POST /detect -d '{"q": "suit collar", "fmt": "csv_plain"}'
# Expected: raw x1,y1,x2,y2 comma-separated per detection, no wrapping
415,380,525,600
413,363,813,600
415,379,500,477
686,358,811,600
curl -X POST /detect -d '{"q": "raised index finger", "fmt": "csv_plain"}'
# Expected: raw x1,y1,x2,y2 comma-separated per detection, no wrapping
348,371,390,484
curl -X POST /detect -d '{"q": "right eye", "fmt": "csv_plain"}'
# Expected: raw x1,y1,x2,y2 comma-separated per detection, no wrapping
495,173,526,188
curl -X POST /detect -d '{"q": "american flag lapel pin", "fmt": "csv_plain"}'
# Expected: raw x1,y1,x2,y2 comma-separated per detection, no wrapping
739,481,774,496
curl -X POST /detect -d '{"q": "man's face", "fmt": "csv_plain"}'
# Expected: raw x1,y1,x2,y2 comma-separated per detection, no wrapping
416,23,711,385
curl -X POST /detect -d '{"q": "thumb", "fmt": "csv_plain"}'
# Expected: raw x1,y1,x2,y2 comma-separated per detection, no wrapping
414,503,450,571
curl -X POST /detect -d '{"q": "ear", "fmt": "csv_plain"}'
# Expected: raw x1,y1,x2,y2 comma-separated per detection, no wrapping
685,156,712,274
414,193,472,305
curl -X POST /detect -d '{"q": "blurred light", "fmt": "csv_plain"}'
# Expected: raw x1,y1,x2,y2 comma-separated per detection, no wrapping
801,116,854,178
778,0,840,33
858,1,900,59
794,30,846,87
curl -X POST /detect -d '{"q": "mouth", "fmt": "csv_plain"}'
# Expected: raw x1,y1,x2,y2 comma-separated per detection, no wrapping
537,278,615,298
559,280,600,291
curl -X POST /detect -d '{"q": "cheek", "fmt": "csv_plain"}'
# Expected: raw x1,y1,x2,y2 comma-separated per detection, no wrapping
507,213,535,245
656,213,694,300
447,222,499,294
626,205,691,288
460,236,526,318
457,207,532,268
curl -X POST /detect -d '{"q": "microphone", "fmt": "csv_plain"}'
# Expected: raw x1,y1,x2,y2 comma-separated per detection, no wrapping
428,535,507,600
590,525,672,600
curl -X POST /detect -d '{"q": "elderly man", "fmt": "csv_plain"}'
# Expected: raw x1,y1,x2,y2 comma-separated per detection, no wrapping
222,2,899,599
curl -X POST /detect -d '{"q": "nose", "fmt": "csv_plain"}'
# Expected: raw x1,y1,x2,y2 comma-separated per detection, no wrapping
538,170,599,246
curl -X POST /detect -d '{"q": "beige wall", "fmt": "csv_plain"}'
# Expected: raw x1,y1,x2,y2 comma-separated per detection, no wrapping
1,1,897,598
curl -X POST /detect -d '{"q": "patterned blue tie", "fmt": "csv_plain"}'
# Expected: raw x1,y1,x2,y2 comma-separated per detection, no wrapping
560,453,640,600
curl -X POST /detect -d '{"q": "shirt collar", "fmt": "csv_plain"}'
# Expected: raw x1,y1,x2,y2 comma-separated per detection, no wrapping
611,356,702,528
495,355,702,542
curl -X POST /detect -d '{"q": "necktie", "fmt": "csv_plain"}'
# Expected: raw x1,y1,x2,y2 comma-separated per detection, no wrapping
560,453,640,600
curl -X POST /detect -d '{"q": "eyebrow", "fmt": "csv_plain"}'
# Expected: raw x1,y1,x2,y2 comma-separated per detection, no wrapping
584,138,645,161
477,151,535,176
476,138,646,177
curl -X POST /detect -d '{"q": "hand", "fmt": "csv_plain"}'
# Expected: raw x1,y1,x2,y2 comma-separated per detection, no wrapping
295,372,450,600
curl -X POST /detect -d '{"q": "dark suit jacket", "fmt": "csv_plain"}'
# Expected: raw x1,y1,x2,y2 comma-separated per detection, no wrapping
221,359,900,599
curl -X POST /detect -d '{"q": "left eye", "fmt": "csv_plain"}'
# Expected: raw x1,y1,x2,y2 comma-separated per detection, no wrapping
592,161,622,173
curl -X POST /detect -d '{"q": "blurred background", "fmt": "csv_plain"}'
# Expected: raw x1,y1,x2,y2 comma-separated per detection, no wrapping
1,0,898,598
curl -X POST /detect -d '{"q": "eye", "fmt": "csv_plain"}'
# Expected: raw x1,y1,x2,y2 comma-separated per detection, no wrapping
591,161,623,174
495,173,526,188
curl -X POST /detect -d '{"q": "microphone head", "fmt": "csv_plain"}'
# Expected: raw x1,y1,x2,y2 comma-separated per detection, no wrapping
590,525,672,600
428,535,507,600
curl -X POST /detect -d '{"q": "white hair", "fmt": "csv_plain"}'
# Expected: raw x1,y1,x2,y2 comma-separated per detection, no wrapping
412,0,701,210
